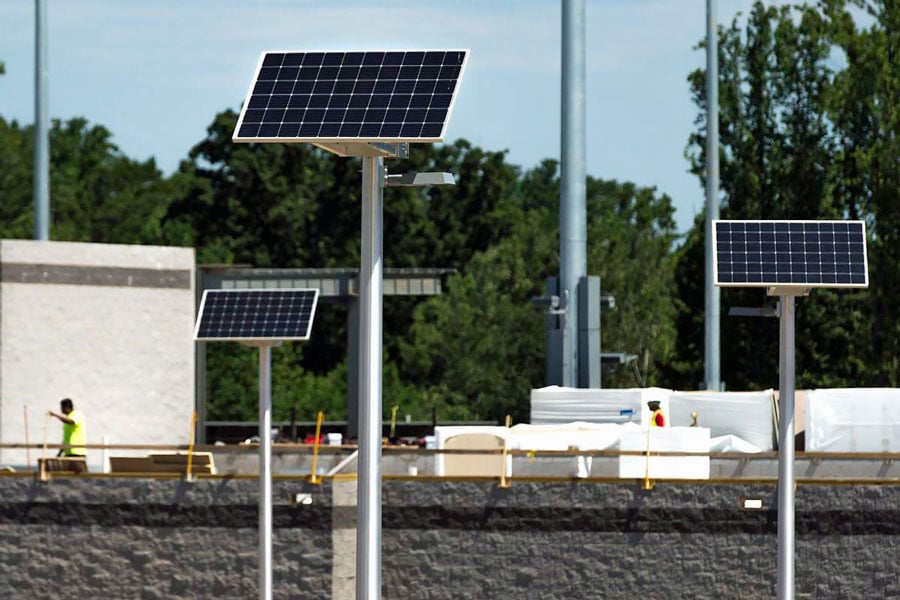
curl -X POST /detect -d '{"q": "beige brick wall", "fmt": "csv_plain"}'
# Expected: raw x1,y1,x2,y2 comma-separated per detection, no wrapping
0,240,195,470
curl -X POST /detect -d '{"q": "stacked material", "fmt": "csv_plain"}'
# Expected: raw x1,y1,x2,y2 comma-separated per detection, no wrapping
531,386,775,452
806,388,900,452
434,423,710,479
668,389,776,451
530,386,671,426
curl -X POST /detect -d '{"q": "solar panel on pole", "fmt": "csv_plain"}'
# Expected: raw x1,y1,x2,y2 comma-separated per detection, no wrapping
233,50,468,145
194,289,319,342
232,49,468,600
713,219,868,600
713,220,868,288
193,288,320,600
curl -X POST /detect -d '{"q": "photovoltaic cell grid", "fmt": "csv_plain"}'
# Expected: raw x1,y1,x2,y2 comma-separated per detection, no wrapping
713,220,868,287
233,50,468,142
194,289,320,341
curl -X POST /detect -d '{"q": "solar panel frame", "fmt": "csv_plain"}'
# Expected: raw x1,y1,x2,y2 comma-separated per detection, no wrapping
193,289,320,342
232,49,469,144
713,220,869,289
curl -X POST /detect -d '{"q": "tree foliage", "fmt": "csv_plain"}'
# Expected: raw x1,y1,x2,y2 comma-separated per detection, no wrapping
676,0,900,390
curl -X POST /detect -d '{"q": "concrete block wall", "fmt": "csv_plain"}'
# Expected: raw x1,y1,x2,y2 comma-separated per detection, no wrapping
380,481,900,599
0,240,196,470
0,476,896,599
0,477,332,599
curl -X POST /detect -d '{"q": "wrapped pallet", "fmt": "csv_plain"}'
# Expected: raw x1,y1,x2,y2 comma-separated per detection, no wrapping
806,388,900,453
530,386,672,427
668,390,775,452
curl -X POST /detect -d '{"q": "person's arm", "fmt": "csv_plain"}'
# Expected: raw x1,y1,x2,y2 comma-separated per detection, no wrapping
48,411,75,425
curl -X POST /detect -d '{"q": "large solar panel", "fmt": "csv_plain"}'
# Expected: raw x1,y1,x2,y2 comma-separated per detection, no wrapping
194,289,320,342
713,220,868,288
233,50,468,143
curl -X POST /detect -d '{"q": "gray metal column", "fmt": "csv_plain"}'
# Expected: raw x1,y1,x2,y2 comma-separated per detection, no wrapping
357,156,384,600
347,298,360,440
777,295,795,600
560,0,587,388
33,0,50,241
258,345,273,600
704,0,721,390
577,275,601,388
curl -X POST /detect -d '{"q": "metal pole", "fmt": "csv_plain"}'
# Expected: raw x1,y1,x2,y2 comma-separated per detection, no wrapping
560,0,587,388
258,344,273,600
357,156,384,600
34,0,50,241
704,0,721,391
777,296,795,600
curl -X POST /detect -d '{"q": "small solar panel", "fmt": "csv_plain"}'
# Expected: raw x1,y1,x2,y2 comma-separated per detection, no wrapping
194,289,320,342
713,220,868,288
233,50,469,143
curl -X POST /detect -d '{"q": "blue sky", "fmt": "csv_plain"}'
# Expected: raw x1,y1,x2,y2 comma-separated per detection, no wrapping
0,0,781,233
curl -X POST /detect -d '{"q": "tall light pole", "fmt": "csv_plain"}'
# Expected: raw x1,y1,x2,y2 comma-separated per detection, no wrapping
560,0,587,388
704,0,721,390
34,0,50,240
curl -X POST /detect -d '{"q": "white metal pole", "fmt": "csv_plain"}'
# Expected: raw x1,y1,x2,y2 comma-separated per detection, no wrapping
259,344,273,600
777,296,795,600
357,156,384,600
704,0,721,391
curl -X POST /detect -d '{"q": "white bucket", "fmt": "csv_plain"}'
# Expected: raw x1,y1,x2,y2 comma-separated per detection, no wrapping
326,433,343,446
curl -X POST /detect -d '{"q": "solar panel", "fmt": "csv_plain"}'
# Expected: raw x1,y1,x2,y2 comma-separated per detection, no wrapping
233,50,469,143
713,220,868,288
194,289,320,342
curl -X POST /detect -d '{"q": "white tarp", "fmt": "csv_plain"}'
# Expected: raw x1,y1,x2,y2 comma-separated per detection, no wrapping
806,388,900,452
618,426,711,480
530,386,672,426
708,434,763,453
509,422,625,451
668,390,775,451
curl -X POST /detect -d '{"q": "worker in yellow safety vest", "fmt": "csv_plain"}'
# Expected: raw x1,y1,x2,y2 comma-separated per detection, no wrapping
647,400,666,427
48,398,87,457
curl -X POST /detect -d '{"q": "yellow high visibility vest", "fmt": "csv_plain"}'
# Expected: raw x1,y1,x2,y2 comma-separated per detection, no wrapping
62,410,87,456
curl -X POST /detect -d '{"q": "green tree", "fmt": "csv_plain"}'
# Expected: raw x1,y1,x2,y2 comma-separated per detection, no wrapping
0,116,171,243
0,118,33,239
402,162,679,421
587,178,679,388
401,209,555,422
826,0,900,385
677,1,894,391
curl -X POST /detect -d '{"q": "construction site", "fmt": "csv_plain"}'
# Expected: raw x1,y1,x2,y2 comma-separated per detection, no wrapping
2,1,899,599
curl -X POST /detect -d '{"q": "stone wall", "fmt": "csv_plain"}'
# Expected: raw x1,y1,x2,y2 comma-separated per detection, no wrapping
0,475,896,599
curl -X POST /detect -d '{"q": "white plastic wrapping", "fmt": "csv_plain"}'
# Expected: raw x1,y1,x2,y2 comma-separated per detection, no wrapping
618,426,710,479
668,390,775,451
529,386,672,426
806,388,900,452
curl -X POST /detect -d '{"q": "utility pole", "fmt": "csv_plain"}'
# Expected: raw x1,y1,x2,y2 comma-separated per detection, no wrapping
34,0,50,240
560,0,587,387
704,0,721,390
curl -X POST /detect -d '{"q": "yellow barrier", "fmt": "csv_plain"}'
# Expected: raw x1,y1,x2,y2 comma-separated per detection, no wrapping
308,411,324,485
